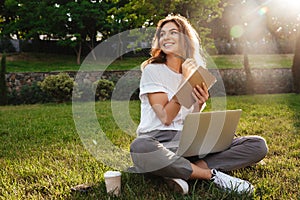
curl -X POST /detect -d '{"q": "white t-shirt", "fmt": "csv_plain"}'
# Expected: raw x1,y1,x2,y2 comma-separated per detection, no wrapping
136,63,194,134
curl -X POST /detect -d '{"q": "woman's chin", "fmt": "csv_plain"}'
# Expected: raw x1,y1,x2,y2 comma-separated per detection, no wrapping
163,50,180,56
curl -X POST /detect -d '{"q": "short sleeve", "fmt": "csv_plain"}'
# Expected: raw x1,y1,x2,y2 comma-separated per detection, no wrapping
139,64,169,97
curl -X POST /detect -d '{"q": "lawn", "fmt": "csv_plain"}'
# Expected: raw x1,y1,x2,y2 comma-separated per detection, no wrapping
3,53,294,72
210,54,293,69
0,94,299,199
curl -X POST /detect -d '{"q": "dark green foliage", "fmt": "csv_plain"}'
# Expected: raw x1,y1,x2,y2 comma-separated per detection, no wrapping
20,82,51,104
0,53,8,105
0,39,15,53
8,82,52,105
72,78,113,102
39,73,74,102
93,79,114,101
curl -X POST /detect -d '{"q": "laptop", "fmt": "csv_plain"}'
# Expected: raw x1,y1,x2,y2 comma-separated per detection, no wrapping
176,109,242,157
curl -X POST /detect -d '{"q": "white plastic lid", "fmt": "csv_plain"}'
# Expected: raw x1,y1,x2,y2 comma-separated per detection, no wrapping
104,171,121,178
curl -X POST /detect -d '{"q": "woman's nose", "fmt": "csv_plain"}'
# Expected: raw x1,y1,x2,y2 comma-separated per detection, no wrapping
162,32,171,40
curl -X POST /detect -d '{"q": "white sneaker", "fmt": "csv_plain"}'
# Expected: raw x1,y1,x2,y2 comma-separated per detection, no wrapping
165,178,189,195
211,169,254,194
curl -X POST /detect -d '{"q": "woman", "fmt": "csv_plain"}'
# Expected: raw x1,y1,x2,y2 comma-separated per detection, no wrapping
130,15,268,195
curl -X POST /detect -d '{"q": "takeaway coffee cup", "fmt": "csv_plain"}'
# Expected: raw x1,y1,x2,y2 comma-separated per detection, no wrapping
104,171,121,196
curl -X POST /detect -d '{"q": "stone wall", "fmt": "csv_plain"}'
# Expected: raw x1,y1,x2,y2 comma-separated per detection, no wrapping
209,68,293,96
6,68,293,95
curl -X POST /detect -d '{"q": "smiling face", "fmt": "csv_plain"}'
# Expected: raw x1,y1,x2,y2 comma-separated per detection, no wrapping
158,22,182,57
143,15,202,69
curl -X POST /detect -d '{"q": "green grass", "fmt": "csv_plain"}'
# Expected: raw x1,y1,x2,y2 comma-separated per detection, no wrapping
0,94,299,199
209,54,293,69
3,53,293,72
6,53,80,72
5,53,147,72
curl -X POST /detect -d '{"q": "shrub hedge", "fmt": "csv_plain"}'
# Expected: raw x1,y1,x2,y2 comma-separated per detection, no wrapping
6,74,115,105
38,73,74,103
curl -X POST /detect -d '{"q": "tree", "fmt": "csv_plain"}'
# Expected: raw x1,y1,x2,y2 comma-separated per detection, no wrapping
1,0,53,40
0,0,18,38
1,0,111,64
1,0,225,63
175,0,224,51
103,0,224,58
263,0,299,53
58,1,115,64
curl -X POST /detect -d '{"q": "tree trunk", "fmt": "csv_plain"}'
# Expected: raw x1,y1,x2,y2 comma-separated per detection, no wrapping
244,53,254,94
75,42,82,65
88,31,97,60
118,32,123,60
292,33,300,93
242,38,254,95
0,53,8,105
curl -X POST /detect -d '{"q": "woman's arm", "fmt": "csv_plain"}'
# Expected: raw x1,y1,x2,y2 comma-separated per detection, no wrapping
148,82,209,124
148,92,181,126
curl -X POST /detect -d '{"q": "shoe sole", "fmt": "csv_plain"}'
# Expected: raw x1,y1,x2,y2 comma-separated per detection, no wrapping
165,178,189,195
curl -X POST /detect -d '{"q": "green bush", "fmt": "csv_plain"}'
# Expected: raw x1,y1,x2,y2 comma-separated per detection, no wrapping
20,82,52,104
93,79,114,101
39,73,74,102
8,82,52,105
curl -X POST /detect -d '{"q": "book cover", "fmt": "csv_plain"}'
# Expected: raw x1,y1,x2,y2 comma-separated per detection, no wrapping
174,66,217,108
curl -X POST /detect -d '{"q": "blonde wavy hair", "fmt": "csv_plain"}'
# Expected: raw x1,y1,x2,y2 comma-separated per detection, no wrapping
141,15,205,69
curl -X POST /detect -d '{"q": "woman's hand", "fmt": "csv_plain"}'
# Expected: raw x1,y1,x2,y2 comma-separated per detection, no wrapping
182,58,198,79
182,58,209,108
192,82,209,107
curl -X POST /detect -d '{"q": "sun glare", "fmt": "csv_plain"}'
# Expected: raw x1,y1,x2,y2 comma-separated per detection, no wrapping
258,6,268,16
276,0,300,12
286,0,300,7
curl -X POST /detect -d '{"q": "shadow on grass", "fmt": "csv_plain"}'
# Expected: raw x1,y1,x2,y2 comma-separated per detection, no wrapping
67,172,254,200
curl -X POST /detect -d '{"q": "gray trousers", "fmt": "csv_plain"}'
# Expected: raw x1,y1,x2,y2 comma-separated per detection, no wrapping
130,130,268,181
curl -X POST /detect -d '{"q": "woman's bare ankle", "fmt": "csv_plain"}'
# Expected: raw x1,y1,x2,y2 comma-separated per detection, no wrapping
194,160,209,169
189,163,212,180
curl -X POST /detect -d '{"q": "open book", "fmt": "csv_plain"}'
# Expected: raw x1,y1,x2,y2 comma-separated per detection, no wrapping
174,66,217,108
